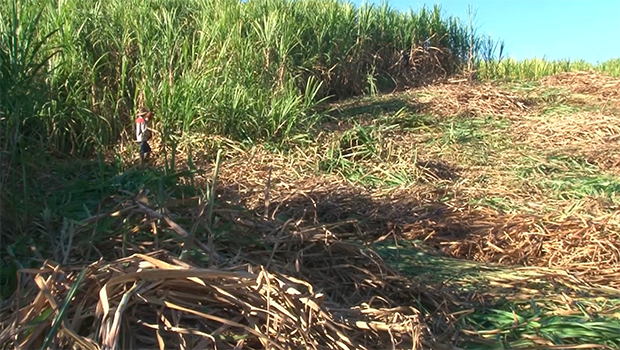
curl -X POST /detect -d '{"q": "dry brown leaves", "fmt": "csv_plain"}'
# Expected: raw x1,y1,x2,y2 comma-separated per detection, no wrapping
402,205,620,289
411,72,619,173
209,144,620,295
509,72,620,171
398,72,620,173
205,142,443,228
16,71,619,349
415,82,534,118
0,193,434,350
512,110,620,171
0,253,426,350
514,111,619,148
541,71,620,102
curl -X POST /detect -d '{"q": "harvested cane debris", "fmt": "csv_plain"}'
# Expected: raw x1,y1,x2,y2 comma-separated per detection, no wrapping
402,205,620,290
0,193,434,350
3,72,620,350
541,71,620,102
0,253,426,350
415,82,535,118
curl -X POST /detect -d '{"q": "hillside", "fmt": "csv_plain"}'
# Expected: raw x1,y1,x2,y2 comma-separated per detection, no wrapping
2,71,620,349
3,0,620,348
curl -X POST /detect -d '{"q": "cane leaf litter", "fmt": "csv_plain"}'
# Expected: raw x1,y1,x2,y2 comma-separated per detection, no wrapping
2,71,619,350
2,0,620,349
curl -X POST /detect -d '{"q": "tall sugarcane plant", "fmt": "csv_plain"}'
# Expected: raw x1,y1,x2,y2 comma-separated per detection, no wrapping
3,0,617,162
0,0,60,207
1,0,482,161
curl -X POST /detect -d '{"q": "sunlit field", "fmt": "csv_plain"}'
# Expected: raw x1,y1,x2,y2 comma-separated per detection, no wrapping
2,0,620,349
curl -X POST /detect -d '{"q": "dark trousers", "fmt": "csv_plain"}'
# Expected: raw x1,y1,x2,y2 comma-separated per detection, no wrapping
139,141,151,161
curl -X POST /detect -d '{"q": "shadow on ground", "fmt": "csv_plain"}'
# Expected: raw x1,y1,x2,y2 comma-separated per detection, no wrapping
328,95,428,121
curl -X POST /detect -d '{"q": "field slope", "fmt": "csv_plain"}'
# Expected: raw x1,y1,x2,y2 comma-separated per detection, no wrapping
2,71,620,349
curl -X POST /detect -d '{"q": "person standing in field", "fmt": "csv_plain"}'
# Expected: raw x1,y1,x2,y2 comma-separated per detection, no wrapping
135,107,154,164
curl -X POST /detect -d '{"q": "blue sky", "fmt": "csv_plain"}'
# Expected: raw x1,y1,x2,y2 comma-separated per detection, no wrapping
354,0,620,64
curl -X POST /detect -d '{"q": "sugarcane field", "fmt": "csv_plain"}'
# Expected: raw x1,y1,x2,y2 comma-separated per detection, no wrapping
1,0,620,349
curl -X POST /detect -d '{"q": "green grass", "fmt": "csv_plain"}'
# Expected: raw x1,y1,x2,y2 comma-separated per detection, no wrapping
431,116,512,167
318,121,420,188
470,196,517,213
462,307,620,349
438,117,510,145
539,103,583,116
517,155,620,204
540,175,620,202
318,108,517,190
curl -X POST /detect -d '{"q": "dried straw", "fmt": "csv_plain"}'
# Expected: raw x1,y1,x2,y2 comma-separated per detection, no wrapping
0,193,433,350
402,205,620,290
414,81,535,118
541,71,620,102
6,71,620,349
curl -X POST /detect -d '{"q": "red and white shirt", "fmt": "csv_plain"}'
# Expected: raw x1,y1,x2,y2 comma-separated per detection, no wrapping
136,116,149,142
